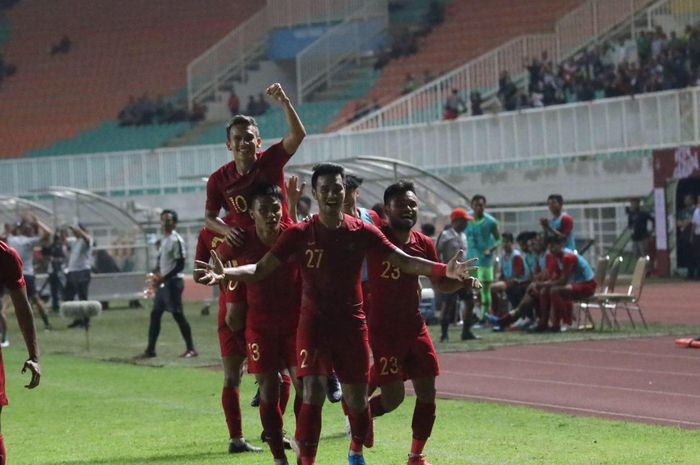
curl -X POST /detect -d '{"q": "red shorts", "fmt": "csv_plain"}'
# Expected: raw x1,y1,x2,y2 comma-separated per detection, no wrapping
217,293,246,358
570,279,597,299
0,350,6,406
369,324,439,386
296,317,370,385
245,327,297,374
222,281,246,304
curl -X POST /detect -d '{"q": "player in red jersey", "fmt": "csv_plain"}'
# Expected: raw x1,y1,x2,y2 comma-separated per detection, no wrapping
0,240,41,465
365,181,481,465
196,163,476,465
204,83,305,240
193,227,261,453
215,183,302,465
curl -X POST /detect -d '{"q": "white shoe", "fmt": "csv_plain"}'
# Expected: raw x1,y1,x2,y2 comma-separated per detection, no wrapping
0,340,8,348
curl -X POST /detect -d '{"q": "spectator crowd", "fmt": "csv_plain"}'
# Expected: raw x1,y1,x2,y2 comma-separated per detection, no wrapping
117,94,205,126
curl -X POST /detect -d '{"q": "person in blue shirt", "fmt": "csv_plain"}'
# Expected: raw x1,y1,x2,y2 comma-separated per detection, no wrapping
489,233,528,316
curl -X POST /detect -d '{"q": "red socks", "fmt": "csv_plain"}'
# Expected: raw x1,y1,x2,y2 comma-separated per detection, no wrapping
0,433,5,465
296,403,322,462
348,407,371,452
279,374,292,415
411,400,436,455
222,386,242,438
260,400,285,459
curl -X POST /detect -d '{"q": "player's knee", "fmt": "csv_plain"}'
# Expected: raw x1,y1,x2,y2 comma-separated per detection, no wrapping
302,377,326,405
344,390,368,412
381,389,404,412
223,373,240,388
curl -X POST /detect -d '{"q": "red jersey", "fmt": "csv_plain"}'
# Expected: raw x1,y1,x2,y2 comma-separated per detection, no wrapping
195,227,238,294
270,214,396,327
366,226,436,335
216,222,301,333
205,140,291,227
0,240,25,290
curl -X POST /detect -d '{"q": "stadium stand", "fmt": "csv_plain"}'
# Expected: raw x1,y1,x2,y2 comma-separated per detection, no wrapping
328,0,583,129
0,0,262,158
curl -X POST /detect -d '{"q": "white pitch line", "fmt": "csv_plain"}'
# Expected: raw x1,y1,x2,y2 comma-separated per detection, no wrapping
439,369,700,399
434,390,700,427
445,352,700,378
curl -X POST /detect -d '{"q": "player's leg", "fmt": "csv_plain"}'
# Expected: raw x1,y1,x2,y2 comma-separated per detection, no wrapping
143,285,167,356
257,371,287,463
295,374,327,465
407,377,437,465
477,266,494,320
167,278,195,355
0,294,9,347
221,300,260,453
533,286,552,332
25,276,50,329
439,293,456,342
489,280,507,316
0,409,5,465
222,353,261,452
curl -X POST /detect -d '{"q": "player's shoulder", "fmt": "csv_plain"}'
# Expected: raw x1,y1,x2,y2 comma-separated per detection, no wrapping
209,160,236,181
343,213,370,232
485,212,498,223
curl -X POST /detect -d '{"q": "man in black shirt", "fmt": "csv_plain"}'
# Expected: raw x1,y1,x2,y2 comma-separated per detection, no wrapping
627,198,654,258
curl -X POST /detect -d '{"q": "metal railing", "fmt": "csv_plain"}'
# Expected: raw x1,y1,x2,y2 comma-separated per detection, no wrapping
343,0,659,132
187,0,371,108
295,0,388,103
1,87,697,196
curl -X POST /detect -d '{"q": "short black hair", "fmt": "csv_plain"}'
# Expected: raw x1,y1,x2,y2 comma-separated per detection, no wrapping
502,232,514,242
226,114,258,141
547,194,564,204
344,174,363,191
311,163,345,189
161,209,178,223
471,194,486,204
516,231,537,243
421,223,436,236
249,183,283,205
545,234,564,246
383,179,416,205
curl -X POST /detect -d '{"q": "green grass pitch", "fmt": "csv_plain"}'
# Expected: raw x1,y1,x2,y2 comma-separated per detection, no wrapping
0,302,698,464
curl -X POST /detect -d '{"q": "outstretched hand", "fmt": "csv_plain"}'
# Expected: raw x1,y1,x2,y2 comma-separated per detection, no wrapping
445,250,478,281
286,175,306,208
22,358,41,389
266,83,290,104
194,250,225,286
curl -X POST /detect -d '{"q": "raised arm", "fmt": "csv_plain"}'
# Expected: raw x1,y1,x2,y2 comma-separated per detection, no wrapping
286,175,306,224
9,286,41,388
266,83,306,155
70,225,91,245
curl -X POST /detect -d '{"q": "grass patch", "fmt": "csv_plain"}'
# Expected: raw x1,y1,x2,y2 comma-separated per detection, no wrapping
0,301,698,464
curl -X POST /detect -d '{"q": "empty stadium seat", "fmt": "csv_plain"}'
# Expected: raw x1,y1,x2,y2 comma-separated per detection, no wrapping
0,0,262,158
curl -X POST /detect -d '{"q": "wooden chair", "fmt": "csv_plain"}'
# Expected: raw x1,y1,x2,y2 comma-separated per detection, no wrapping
601,256,650,329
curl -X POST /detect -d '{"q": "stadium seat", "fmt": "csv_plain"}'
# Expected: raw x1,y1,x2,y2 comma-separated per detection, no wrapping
601,256,650,329
0,0,262,158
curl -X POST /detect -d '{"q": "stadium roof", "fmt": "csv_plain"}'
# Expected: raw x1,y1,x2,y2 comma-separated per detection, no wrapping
286,156,469,220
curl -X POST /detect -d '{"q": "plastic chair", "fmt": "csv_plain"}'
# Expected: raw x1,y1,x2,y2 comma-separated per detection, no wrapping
601,256,650,329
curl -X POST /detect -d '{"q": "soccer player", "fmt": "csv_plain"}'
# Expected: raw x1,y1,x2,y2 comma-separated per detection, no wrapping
467,194,501,322
204,83,305,241
140,209,196,358
0,239,41,465
196,163,476,465
7,217,53,330
366,181,480,465
534,236,596,332
540,194,576,251
489,232,528,316
215,183,301,465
